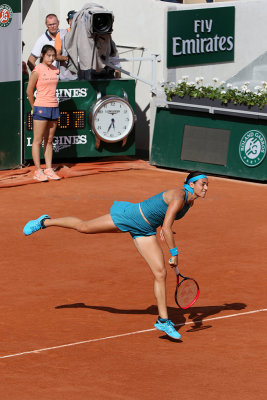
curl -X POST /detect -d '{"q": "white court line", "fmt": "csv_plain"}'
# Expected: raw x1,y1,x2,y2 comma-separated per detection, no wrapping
1,308,266,360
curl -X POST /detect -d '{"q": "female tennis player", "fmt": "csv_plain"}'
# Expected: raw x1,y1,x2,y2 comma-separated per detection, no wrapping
26,44,60,182
23,172,208,340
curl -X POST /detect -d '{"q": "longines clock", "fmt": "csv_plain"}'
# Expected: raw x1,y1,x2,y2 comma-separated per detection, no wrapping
89,91,136,148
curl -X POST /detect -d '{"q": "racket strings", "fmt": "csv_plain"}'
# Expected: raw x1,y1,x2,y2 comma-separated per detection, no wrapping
177,279,199,308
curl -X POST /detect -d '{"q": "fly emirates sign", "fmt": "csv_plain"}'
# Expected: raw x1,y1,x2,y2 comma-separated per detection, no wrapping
167,7,235,67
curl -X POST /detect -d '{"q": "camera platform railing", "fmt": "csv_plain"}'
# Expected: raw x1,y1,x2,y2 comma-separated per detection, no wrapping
105,53,161,94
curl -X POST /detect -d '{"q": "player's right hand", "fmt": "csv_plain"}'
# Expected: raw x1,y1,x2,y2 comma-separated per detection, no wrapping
169,256,178,268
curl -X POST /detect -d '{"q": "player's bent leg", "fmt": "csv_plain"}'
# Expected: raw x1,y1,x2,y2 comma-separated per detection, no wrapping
134,235,168,317
134,235,181,340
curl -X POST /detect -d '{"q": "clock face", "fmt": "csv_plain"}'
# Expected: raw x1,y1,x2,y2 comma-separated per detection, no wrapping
92,97,134,142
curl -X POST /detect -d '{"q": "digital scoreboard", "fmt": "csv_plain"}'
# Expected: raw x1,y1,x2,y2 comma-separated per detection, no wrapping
26,110,86,131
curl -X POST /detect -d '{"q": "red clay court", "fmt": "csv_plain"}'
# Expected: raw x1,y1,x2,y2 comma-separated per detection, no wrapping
0,160,266,399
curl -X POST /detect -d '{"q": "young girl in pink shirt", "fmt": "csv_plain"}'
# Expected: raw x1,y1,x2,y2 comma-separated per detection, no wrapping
26,45,60,181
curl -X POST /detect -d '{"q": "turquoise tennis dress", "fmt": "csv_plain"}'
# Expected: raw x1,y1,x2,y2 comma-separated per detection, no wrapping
110,190,190,239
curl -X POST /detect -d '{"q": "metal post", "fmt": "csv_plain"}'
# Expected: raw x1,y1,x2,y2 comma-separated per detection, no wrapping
106,54,161,94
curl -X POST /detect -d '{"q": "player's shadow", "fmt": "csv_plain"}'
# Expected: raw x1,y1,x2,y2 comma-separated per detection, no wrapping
55,302,247,332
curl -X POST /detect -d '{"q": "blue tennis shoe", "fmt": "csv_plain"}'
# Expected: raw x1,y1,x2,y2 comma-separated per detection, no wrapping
23,215,50,236
154,318,181,340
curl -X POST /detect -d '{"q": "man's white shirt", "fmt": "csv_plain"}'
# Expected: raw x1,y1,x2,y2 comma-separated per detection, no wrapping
31,30,65,68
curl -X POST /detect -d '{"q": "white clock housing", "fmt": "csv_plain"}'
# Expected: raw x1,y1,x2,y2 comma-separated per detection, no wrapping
90,95,135,146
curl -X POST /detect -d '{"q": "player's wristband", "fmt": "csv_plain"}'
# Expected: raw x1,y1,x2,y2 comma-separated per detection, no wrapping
169,247,179,256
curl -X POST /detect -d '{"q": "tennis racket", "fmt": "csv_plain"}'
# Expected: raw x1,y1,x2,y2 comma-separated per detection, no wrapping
174,266,199,309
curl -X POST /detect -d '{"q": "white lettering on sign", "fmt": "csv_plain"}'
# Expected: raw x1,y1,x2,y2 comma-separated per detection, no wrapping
172,16,233,57
194,19,213,33
27,135,87,148
33,88,88,100
56,88,88,98
172,35,233,55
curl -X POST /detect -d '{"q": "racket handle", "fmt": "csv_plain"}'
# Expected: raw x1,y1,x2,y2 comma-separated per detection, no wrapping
175,266,180,276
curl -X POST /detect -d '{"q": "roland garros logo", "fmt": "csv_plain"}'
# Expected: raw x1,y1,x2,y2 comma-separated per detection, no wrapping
0,4,13,27
239,129,267,167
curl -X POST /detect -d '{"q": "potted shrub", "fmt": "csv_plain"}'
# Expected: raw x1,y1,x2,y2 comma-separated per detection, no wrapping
164,77,267,116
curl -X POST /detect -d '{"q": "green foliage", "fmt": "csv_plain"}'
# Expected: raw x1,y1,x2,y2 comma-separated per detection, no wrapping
164,77,267,109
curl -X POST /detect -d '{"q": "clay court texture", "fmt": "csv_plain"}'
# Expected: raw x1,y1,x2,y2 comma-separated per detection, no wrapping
0,160,266,399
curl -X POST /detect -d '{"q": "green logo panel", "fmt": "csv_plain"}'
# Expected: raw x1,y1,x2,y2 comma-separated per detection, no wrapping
0,4,13,27
167,7,235,67
239,130,267,167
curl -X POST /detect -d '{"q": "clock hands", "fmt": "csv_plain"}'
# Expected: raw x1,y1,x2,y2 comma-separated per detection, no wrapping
107,118,115,132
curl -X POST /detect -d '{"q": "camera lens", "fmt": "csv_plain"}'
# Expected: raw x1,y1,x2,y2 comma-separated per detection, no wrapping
92,13,113,33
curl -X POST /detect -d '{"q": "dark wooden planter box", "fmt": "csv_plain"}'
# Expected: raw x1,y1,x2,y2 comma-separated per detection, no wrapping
168,95,267,120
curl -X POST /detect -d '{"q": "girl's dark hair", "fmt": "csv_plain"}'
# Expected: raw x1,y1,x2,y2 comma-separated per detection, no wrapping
40,45,56,63
185,171,206,184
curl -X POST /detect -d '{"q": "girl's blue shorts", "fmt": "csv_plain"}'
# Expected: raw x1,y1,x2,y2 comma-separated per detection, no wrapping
110,201,157,239
33,106,60,121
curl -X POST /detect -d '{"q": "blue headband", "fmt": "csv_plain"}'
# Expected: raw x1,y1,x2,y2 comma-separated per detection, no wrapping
184,174,207,194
